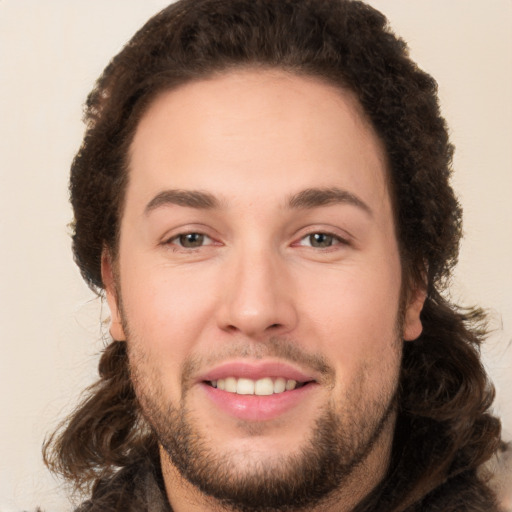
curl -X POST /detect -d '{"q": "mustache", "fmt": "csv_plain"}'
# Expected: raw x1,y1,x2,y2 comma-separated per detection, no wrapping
180,336,336,390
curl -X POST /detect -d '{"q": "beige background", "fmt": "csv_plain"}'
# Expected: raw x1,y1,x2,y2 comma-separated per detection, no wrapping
0,1,511,510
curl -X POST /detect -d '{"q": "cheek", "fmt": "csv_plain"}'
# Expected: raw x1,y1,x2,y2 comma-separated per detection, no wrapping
124,270,215,333
297,262,402,375
119,260,220,394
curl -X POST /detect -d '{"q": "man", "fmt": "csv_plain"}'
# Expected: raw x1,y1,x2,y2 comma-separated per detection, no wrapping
43,0,506,510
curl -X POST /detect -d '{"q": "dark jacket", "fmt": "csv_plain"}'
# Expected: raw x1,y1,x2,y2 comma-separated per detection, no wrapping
76,453,504,512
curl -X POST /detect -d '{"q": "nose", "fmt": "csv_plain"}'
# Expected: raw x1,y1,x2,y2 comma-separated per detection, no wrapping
216,246,298,339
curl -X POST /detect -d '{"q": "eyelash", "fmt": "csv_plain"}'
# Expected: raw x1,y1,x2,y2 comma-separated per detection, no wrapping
294,232,349,249
164,231,349,251
165,232,216,250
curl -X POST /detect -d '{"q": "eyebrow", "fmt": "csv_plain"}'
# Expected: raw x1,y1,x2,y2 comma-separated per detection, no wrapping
287,187,372,216
144,186,372,216
145,189,220,214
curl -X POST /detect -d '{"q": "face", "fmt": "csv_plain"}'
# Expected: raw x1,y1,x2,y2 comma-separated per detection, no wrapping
103,70,424,511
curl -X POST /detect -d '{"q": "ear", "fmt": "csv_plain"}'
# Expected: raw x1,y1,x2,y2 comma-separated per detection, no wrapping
402,285,426,341
101,249,126,341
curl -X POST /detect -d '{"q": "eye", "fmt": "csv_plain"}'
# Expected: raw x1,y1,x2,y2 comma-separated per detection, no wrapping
168,232,213,248
297,232,346,249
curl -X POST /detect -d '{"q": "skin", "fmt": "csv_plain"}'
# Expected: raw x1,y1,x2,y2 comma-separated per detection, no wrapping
102,69,425,512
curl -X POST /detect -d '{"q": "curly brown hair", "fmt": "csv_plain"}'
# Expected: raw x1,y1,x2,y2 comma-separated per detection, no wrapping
44,0,502,509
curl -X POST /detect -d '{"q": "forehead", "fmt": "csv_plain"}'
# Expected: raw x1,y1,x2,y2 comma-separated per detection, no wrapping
127,69,391,215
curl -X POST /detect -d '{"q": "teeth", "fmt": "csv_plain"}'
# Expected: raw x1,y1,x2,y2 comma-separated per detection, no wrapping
254,377,273,396
225,377,237,393
274,377,286,393
237,378,255,395
285,379,297,391
211,377,300,395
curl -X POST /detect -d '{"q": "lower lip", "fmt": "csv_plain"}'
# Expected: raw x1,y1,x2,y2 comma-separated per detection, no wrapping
200,382,317,422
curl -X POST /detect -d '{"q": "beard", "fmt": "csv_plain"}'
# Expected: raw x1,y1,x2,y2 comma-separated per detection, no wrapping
128,336,401,512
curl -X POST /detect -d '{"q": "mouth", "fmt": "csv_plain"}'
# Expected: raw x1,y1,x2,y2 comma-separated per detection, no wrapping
205,377,311,396
198,361,320,421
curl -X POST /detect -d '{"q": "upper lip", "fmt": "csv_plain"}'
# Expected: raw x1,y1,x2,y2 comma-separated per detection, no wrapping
197,360,318,384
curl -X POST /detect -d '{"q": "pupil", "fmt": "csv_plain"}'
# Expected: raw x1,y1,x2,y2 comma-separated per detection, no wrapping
310,233,332,247
180,233,204,247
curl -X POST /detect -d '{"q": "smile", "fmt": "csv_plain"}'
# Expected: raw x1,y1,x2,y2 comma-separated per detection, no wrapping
208,377,306,395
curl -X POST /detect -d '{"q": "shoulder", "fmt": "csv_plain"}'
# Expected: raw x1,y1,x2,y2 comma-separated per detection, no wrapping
487,441,512,512
73,469,148,512
73,454,171,512
414,442,512,512
404,469,504,512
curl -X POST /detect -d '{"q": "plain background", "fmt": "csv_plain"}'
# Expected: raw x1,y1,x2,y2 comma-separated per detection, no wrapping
1,1,511,510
